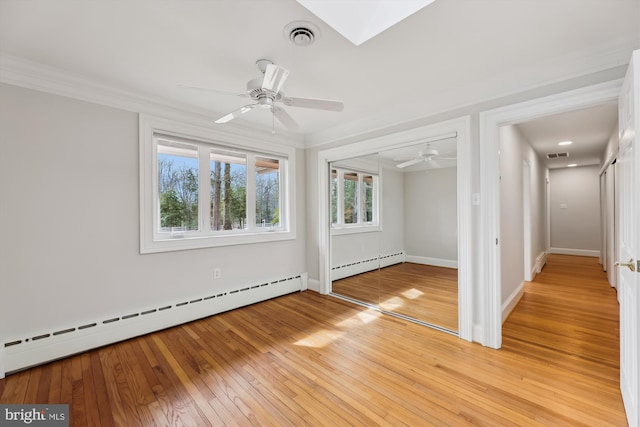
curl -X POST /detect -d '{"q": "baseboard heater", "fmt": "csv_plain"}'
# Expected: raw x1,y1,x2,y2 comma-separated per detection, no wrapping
331,252,404,281
2,273,306,376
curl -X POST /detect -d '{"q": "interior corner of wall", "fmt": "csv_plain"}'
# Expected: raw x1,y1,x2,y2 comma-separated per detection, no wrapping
307,278,321,293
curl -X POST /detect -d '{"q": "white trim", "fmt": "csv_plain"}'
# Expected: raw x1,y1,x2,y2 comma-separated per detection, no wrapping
139,115,297,253
405,255,458,269
317,116,473,341
502,282,524,323
479,79,622,349
548,248,601,257
307,278,321,293
0,53,305,149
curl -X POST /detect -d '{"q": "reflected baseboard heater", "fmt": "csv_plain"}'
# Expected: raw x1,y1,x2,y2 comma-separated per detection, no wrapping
331,252,404,281
2,273,307,376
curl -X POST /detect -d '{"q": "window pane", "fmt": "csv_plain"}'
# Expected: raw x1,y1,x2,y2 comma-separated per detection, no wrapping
157,141,199,232
363,175,374,223
330,169,337,224
343,172,358,224
210,149,247,231
256,157,280,228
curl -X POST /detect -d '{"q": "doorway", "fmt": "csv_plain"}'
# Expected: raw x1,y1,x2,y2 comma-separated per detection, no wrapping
479,80,622,348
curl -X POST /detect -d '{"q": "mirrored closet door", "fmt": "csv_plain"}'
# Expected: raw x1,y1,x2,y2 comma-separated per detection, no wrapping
330,137,459,333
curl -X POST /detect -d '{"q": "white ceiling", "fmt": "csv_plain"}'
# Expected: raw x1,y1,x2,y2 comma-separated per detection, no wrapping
0,0,638,151
516,102,619,169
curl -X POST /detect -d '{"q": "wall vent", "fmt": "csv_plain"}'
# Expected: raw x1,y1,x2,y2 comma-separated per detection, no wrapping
546,152,570,159
2,273,306,375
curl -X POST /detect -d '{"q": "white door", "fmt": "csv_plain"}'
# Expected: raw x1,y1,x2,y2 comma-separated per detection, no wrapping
617,49,640,427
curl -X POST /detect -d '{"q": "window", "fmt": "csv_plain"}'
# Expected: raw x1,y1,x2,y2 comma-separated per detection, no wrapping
331,167,379,233
140,115,295,253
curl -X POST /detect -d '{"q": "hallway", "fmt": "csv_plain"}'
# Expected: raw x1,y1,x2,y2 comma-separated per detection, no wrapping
502,254,624,423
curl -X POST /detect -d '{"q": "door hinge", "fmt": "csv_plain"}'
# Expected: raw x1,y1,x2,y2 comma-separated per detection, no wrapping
496,238,499,245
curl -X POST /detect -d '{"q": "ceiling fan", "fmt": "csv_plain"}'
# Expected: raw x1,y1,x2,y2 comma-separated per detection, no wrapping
395,145,455,169
184,59,344,131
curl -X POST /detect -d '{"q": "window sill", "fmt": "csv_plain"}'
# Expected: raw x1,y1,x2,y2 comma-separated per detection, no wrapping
141,229,296,254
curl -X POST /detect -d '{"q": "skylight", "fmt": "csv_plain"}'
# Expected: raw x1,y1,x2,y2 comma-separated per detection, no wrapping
296,0,436,46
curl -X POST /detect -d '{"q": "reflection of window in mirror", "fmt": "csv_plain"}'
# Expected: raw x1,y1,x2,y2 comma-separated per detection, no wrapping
330,166,379,229
363,175,374,222
343,172,358,224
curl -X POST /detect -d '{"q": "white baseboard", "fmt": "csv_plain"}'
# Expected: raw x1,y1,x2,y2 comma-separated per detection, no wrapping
502,282,524,323
2,274,305,376
548,248,600,257
307,278,321,293
404,255,458,269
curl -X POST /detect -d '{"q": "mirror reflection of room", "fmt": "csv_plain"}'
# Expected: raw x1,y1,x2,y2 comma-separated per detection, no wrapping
330,138,458,332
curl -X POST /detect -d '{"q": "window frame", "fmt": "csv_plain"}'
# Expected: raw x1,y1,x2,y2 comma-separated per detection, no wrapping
330,166,380,235
140,115,296,253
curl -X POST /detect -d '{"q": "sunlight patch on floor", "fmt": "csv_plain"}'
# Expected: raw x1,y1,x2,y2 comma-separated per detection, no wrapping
336,308,382,328
379,296,404,311
294,329,345,348
401,288,424,300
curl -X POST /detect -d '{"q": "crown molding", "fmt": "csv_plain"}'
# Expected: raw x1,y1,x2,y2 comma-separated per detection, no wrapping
305,35,639,148
0,52,305,149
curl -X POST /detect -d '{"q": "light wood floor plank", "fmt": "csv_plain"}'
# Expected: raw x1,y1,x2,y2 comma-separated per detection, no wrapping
0,254,626,426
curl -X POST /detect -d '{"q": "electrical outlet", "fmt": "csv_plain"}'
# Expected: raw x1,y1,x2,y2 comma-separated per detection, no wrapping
214,268,221,279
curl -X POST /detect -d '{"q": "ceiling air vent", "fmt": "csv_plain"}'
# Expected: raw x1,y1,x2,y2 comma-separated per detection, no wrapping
284,21,320,47
546,152,570,159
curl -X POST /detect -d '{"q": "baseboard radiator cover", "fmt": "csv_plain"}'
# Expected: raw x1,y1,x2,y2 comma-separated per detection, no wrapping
331,252,404,281
2,274,306,376
535,252,547,274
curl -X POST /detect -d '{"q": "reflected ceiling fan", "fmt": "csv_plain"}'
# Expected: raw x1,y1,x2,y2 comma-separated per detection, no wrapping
395,145,455,169
183,59,344,131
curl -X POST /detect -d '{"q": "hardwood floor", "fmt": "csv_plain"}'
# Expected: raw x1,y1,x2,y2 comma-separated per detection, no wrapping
332,263,458,331
0,255,626,426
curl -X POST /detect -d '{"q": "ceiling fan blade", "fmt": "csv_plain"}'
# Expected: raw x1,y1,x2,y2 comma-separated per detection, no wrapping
214,104,257,124
396,158,422,169
178,84,249,98
426,158,441,168
281,96,344,112
272,107,300,130
262,64,289,93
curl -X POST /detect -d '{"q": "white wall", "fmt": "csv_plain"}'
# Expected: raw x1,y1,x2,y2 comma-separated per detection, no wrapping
498,125,547,309
0,83,307,346
522,129,548,274
403,167,457,264
549,165,601,255
499,126,525,303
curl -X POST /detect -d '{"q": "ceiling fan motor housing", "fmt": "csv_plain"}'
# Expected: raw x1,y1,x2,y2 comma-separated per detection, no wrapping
246,77,282,101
